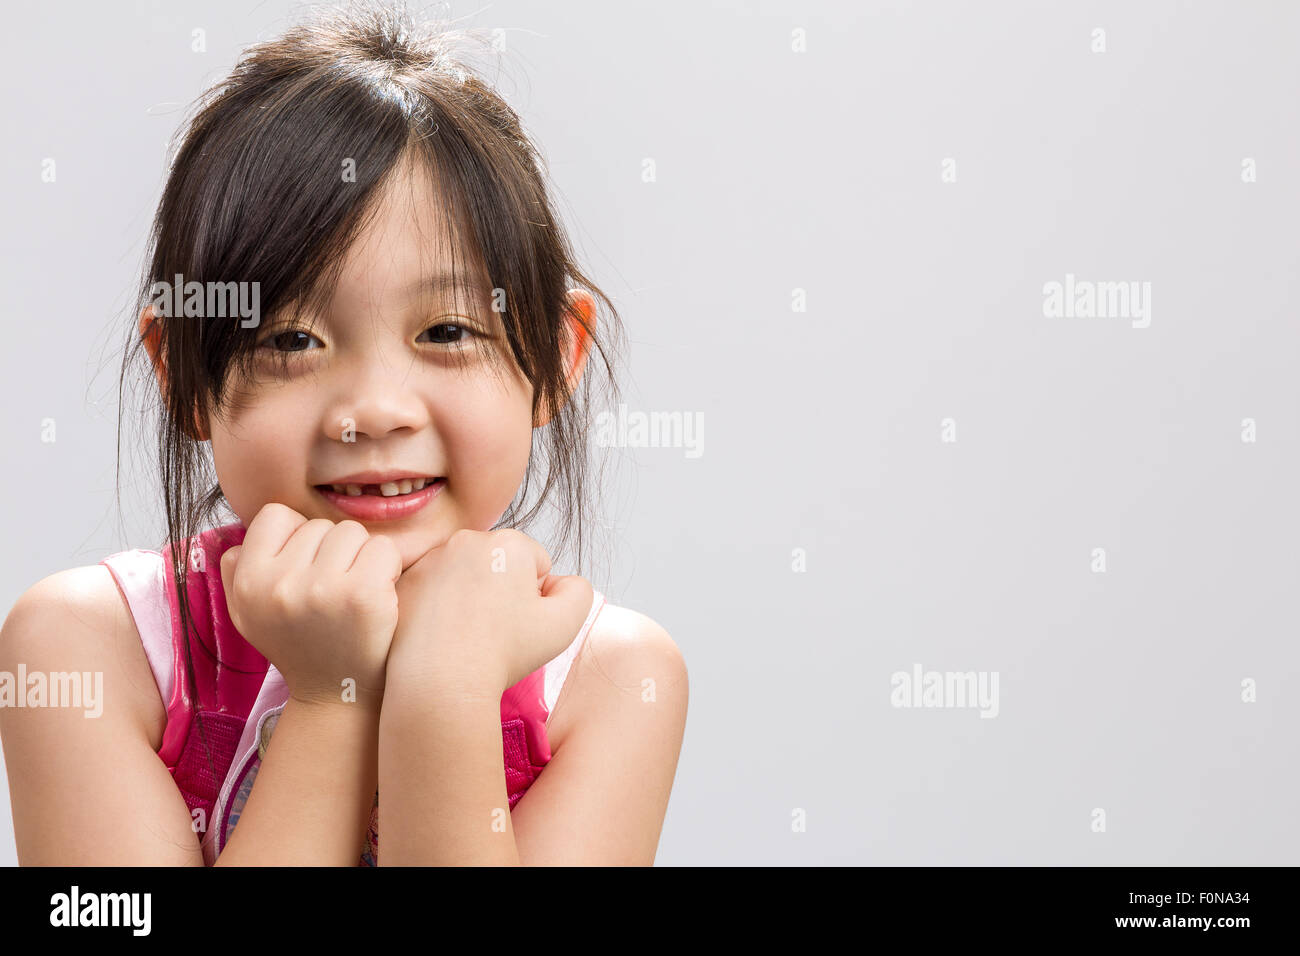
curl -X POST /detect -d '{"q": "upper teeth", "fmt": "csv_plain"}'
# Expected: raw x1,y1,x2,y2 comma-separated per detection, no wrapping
329,478,435,496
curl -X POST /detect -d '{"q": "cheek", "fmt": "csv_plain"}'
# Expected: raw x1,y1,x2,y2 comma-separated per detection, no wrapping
439,379,534,498
208,402,306,525
447,393,531,468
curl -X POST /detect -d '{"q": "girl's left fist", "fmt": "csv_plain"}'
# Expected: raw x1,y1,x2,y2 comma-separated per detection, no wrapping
389,528,594,697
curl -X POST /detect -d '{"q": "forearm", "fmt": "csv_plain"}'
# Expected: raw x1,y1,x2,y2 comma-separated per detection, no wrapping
213,697,380,866
377,679,519,866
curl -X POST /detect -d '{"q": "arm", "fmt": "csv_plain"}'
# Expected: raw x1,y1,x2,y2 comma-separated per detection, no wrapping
0,568,204,865
0,567,379,866
378,687,517,866
212,697,379,866
210,509,401,864
509,608,688,865
377,607,688,866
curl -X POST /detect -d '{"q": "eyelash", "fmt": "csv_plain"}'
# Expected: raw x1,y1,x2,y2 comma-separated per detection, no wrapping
257,321,480,356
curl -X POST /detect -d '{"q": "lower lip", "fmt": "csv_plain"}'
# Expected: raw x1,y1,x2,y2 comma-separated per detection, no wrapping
315,479,445,521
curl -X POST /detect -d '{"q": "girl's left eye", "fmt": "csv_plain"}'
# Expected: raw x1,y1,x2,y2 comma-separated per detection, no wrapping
260,329,324,352
418,322,478,346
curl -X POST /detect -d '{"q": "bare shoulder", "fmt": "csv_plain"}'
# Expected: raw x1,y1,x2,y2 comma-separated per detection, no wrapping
546,601,688,752
585,603,685,668
0,565,167,749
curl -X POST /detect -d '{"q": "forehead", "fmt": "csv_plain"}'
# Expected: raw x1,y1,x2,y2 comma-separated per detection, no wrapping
330,155,493,308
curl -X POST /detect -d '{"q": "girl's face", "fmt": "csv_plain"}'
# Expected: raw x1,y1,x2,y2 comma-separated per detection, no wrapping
189,160,590,570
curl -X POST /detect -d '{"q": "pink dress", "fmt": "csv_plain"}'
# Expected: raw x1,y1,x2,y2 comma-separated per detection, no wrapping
99,522,605,866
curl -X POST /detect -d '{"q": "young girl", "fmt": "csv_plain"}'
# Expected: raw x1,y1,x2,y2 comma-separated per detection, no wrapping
0,2,687,866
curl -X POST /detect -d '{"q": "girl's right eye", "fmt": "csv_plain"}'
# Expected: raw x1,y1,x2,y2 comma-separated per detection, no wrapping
260,329,324,353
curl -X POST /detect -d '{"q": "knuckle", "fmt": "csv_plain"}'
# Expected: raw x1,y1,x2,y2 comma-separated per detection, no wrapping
447,527,476,548
268,577,297,610
305,576,335,607
509,529,545,560
342,580,390,619
231,570,256,605
258,502,295,524
356,537,397,575
343,584,380,613
494,528,525,550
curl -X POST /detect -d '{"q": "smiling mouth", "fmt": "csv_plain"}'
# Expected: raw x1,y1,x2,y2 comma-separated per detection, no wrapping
315,477,445,497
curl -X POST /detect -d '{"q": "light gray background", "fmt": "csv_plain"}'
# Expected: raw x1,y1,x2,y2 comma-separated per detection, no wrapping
1,0,1297,865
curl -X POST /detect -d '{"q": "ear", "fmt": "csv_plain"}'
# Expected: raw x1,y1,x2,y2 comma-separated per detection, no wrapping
138,305,210,442
534,290,595,429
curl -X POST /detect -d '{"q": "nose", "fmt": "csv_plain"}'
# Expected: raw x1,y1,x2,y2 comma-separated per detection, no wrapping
320,353,429,442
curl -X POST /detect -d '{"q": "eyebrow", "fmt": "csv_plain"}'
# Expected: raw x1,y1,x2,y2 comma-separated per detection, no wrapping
402,271,492,299
264,272,495,331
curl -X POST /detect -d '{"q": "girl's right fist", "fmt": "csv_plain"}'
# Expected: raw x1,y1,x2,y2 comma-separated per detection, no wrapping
219,503,402,709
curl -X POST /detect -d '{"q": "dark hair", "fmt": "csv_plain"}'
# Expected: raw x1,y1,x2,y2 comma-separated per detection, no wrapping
114,0,626,784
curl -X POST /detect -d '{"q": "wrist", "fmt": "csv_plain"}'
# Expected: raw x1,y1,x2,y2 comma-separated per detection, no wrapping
288,671,387,711
378,681,501,739
288,690,384,720
383,655,504,711
386,636,506,700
